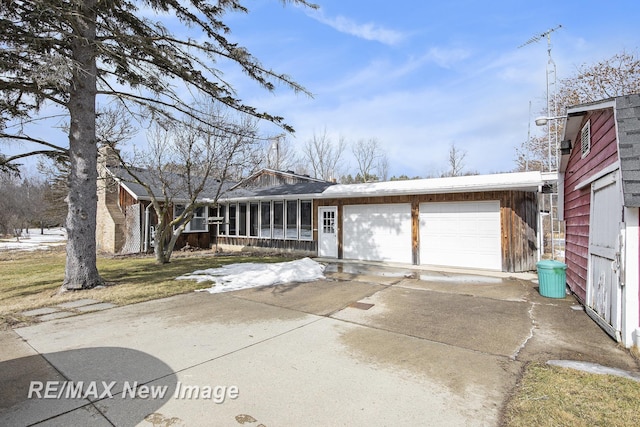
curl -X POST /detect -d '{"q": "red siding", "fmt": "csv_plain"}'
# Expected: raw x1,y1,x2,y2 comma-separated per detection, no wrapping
563,109,618,301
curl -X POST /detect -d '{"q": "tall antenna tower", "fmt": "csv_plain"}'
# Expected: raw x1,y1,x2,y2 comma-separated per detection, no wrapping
519,24,562,171
520,25,563,260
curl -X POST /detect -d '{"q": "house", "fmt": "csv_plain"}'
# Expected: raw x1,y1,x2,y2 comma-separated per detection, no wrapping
96,154,334,254
97,150,556,274
559,94,640,349
215,170,556,273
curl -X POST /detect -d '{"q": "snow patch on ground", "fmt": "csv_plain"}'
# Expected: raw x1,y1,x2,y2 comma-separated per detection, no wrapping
177,257,326,294
0,228,67,252
547,360,640,382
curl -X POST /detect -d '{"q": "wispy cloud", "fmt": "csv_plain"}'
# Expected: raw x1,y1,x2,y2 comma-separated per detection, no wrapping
423,47,471,69
308,10,405,45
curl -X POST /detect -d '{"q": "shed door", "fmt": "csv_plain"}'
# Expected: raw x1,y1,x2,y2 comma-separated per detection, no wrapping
586,171,623,341
419,201,502,270
343,204,412,263
318,206,338,258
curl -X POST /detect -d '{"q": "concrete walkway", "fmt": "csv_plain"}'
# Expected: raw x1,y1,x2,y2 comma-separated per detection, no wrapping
1,263,638,426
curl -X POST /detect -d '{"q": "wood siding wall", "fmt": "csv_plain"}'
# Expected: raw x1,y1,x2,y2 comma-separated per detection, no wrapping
118,186,138,211
216,236,316,253
317,190,538,272
563,109,618,301
240,171,315,189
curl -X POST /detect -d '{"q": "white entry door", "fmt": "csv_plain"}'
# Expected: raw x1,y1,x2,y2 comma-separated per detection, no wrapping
586,171,623,341
318,206,338,258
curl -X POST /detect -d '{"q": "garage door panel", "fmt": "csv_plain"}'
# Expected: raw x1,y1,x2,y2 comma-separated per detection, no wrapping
420,201,501,270
343,204,412,264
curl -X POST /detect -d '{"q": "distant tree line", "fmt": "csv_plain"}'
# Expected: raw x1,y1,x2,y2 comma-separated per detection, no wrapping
0,170,66,238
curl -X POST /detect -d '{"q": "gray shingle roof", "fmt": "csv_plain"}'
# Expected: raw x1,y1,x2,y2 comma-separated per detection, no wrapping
108,166,334,203
108,166,238,202
616,94,640,207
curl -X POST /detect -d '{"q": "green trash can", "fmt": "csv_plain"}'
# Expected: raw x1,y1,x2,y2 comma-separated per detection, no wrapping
536,260,567,298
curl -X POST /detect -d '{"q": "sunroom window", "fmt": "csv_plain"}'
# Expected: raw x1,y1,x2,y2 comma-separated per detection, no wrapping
249,202,259,237
238,203,247,236
300,200,312,240
260,201,271,238
174,204,208,233
273,201,284,239
228,204,237,236
286,200,298,239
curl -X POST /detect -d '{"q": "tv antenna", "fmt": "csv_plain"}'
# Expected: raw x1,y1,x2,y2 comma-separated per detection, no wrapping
519,25,563,261
518,24,563,171
518,24,562,49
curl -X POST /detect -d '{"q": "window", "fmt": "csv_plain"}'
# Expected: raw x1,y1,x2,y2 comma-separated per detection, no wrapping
228,204,237,235
260,202,271,238
286,200,298,239
249,202,259,237
238,203,247,236
581,120,591,158
273,201,284,239
217,205,226,235
300,200,312,240
174,204,208,233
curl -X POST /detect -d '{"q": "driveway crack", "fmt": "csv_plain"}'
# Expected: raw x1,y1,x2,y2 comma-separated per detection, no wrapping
510,301,537,360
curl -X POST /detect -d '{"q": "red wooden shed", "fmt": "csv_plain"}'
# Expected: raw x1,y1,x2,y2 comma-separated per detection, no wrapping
560,94,640,349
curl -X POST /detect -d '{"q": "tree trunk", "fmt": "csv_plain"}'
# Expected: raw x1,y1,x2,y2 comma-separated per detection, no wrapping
62,0,103,290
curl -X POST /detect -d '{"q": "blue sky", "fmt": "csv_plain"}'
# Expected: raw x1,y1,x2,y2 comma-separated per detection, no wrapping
216,0,640,177
6,0,640,179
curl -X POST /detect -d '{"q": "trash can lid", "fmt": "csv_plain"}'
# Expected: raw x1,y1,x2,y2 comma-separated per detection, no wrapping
536,260,567,269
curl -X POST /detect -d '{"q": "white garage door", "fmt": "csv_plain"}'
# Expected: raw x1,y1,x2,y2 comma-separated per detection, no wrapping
419,201,501,270
343,204,412,264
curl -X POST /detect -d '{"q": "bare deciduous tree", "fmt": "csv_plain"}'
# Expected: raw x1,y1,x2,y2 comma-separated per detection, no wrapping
117,104,260,264
301,129,346,181
516,50,640,171
443,143,467,177
377,155,390,182
0,172,49,238
352,138,387,183
265,135,304,173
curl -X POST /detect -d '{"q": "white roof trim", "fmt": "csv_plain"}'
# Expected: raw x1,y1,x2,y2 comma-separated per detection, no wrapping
319,171,556,199
565,99,616,116
211,194,318,203
574,162,619,190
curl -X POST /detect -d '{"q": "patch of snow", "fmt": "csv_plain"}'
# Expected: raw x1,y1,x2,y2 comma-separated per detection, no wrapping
0,228,67,252
177,257,326,294
547,360,640,382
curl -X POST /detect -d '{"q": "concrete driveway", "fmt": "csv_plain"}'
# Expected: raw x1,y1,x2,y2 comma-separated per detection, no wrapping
1,261,638,426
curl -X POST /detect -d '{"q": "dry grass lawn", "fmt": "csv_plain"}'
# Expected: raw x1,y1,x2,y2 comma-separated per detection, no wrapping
502,362,640,426
0,247,290,329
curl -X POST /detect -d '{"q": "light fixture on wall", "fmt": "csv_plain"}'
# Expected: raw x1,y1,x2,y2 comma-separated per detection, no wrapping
534,115,567,127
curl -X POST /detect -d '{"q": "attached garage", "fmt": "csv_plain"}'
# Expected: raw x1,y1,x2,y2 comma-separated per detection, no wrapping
343,204,412,264
419,201,501,270
316,171,556,273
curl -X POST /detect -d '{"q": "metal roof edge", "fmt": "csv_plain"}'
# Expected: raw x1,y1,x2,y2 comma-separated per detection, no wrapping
206,193,320,203
317,171,552,199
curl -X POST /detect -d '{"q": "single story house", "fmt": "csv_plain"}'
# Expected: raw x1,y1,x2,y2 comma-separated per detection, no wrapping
213,170,555,273
96,158,333,254
97,150,556,273
559,93,640,349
